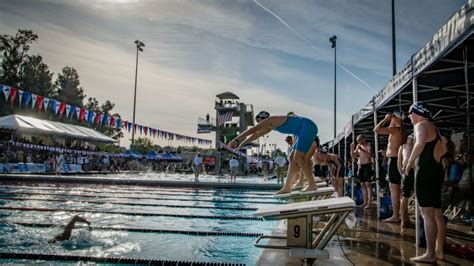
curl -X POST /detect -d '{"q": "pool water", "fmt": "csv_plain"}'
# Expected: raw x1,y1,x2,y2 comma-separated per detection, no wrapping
0,182,281,265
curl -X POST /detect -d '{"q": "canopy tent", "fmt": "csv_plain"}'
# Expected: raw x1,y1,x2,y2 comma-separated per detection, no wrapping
161,152,183,162
124,150,143,159
144,151,183,161
330,2,474,150
325,2,473,242
0,114,117,143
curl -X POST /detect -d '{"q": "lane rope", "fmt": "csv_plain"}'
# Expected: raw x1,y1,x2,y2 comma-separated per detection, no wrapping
0,206,264,221
0,185,275,199
0,252,245,265
0,197,258,211
6,222,264,237
0,191,280,205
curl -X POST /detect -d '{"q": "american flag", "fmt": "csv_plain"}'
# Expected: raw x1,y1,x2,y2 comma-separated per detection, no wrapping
218,111,233,126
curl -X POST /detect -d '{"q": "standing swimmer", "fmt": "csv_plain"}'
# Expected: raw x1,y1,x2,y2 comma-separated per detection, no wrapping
229,111,318,194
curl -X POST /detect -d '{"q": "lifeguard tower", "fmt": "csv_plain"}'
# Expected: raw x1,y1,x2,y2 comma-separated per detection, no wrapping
197,92,256,174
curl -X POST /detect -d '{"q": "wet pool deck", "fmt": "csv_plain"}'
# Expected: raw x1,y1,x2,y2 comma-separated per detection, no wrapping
257,207,474,265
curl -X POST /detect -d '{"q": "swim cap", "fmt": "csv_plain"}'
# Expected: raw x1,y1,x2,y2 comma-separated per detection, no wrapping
321,146,328,153
409,101,431,118
392,111,401,118
255,111,270,122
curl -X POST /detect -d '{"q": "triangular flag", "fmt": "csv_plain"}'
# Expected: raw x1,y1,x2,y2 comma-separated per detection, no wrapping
66,104,72,117
127,122,132,132
43,97,50,111
36,96,44,112
58,102,66,116
84,110,89,122
9,88,17,106
79,108,85,122
31,94,37,109
54,101,60,115
75,107,81,119
89,112,96,124
23,92,31,107
18,90,24,107
2,85,10,102
96,113,101,125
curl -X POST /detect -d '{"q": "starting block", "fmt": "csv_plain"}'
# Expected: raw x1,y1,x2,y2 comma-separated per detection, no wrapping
275,187,335,202
253,197,355,261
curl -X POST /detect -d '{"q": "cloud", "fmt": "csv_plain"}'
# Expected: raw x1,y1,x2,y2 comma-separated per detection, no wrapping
0,0,468,150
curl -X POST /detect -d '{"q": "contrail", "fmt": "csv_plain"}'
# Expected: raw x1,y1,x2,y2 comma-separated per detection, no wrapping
253,0,377,93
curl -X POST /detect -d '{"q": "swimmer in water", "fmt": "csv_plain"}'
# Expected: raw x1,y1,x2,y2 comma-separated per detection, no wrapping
49,215,91,243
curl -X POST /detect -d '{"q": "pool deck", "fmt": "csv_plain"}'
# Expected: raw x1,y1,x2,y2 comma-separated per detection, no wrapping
0,174,283,190
257,207,474,265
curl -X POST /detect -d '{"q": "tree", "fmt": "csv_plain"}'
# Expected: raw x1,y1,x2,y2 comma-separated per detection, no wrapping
0,29,38,87
131,137,154,154
84,97,100,112
54,66,85,107
19,55,54,97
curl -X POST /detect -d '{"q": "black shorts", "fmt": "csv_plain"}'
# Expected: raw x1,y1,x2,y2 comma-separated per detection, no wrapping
388,157,402,185
313,165,322,176
359,163,373,183
321,165,329,178
402,169,414,198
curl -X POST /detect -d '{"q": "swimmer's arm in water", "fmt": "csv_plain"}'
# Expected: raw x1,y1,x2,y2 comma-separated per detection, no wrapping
49,215,91,243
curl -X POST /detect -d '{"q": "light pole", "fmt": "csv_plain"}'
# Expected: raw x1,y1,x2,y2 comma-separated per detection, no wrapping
131,40,145,148
329,35,337,139
391,0,396,76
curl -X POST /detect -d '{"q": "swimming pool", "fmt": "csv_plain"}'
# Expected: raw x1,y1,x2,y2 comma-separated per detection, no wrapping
0,181,281,265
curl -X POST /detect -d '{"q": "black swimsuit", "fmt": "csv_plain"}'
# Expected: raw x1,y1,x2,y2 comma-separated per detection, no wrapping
415,132,444,208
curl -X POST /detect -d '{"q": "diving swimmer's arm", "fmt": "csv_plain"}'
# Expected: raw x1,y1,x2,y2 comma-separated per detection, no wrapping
229,123,266,148
237,128,272,149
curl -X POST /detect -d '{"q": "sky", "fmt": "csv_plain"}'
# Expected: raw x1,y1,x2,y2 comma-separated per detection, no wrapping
0,0,468,151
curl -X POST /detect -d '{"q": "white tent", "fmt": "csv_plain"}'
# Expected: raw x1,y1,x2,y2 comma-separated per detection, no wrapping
0,114,117,143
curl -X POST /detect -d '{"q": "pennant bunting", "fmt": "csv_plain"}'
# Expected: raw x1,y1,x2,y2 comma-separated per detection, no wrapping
2,85,10,102
36,96,44,112
18,90,24,107
31,94,37,109
9,88,17,106
24,92,32,107
79,108,85,122
43,97,50,111
58,102,66,116
66,104,72,117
